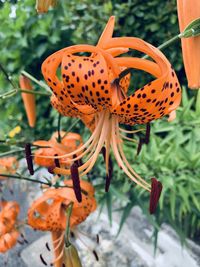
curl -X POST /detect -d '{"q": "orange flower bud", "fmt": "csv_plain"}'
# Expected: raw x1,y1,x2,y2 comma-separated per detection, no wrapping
177,0,200,89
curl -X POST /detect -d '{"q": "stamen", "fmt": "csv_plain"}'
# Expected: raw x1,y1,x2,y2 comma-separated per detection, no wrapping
73,154,83,167
111,116,150,191
54,154,61,177
54,154,60,168
119,127,145,134
96,234,100,244
120,133,138,143
45,242,51,251
20,233,28,244
48,165,55,174
149,178,163,214
101,147,113,192
144,123,151,144
137,138,144,155
17,240,24,245
137,123,150,155
25,143,34,175
101,147,106,161
40,254,48,266
70,163,82,202
51,248,64,264
93,250,99,261
105,156,113,192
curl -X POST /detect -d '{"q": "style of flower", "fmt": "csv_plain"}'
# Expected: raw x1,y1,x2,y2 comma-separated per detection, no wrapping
28,179,96,266
0,157,18,180
177,0,200,89
38,16,181,210
34,131,82,168
0,201,20,253
36,0,57,13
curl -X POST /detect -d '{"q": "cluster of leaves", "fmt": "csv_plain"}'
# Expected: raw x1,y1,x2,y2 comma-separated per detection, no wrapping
0,0,199,244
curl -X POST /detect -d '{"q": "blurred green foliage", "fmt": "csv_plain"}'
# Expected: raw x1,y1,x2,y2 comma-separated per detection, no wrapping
0,0,199,244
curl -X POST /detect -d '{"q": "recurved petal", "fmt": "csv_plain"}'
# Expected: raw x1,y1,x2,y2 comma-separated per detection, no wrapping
61,52,112,110
51,94,81,118
97,16,115,48
107,37,181,125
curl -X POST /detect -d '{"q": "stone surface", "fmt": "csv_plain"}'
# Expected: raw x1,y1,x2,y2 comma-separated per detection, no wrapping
21,209,200,267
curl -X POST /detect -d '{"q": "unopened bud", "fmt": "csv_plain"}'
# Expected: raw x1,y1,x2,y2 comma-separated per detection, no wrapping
63,244,82,267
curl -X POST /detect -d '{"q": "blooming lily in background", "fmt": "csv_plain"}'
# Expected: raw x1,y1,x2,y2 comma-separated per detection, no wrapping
37,16,181,210
28,179,96,266
0,157,18,180
177,0,200,89
0,201,20,253
34,131,82,168
36,0,57,13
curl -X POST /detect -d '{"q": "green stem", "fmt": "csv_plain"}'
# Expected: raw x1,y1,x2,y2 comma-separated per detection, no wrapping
157,34,181,51
65,202,74,247
0,173,51,186
0,63,16,88
20,89,50,96
0,148,25,157
21,70,51,93
0,173,76,189
62,119,80,140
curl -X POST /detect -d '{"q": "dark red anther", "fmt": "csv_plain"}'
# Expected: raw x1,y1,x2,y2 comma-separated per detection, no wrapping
93,250,99,261
70,163,82,202
54,154,60,168
105,156,113,192
137,138,144,155
40,254,48,266
101,147,113,192
149,178,163,214
54,154,61,177
144,123,151,144
45,242,51,251
96,234,100,244
48,165,55,174
73,154,83,167
25,143,34,175
101,147,106,161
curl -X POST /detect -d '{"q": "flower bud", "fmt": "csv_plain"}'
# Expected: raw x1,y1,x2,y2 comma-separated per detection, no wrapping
63,244,82,267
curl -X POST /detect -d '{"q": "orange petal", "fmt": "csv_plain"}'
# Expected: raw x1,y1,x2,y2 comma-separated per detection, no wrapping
61,51,112,110
97,16,115,48
106,37,181,124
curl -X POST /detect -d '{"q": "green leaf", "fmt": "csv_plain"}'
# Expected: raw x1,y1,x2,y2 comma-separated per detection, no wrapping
117,201,134,236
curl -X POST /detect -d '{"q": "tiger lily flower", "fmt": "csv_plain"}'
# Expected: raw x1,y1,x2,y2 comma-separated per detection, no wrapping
34,131,82,168
0,201,20,253
28,179,96,266
0,157,18,180
177,0,200,89
38,17,181,197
